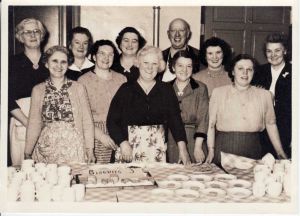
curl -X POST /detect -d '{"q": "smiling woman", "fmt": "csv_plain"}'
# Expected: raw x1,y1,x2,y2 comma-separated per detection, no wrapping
8,18,49,166
167,50,209,164
24,45,95,164
107,46,191,165
206,54,287,165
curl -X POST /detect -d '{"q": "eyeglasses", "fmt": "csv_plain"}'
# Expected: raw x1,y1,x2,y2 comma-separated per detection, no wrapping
22,29,42,36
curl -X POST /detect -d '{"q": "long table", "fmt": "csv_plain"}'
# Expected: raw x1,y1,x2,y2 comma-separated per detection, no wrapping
70,163,290,203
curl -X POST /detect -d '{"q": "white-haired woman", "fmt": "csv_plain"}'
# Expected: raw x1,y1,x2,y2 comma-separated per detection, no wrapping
107,46,191,164
8,18,49,165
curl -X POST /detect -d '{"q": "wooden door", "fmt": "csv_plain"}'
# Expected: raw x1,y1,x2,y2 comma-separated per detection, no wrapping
204,6,291,64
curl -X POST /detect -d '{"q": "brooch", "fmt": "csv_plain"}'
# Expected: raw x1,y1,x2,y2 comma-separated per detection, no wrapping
282,72,289,78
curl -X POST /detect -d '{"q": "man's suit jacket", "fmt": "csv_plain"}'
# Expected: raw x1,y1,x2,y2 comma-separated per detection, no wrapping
156,45,201,81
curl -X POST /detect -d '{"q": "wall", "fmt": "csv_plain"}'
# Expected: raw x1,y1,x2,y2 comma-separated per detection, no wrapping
80,6,153,51
80,6,202,52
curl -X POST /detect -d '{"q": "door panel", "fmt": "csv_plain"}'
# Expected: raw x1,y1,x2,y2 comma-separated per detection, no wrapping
213,7,246,23
204,6,291,64
252,7,288,24
212,29,245,56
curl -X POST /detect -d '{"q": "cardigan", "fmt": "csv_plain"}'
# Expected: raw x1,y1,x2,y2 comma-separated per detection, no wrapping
25,80,94,154
170,78,209,139
107,80,187,146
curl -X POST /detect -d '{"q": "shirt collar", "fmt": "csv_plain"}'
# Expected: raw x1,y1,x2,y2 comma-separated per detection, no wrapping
68,57,94,71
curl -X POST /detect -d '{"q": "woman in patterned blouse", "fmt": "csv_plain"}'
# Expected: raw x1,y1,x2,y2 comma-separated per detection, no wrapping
24,46,95,164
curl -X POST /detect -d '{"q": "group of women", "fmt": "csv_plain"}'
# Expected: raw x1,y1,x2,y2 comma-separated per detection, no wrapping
8,17,290,167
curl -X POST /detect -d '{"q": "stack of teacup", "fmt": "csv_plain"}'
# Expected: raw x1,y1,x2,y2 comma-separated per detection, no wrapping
7,160,86,202
252,153,291,198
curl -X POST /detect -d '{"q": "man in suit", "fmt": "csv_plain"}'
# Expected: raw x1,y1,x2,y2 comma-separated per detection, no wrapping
252,33,292,158
158,18,201,82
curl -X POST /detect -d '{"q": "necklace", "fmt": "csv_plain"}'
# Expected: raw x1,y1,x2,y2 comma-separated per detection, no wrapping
207,67,225,78
176,79,189,96
138,79,156,94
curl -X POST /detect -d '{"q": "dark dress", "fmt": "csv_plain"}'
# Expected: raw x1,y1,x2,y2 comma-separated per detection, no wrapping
251,63,292,158
111,55,139,83
8,52,49,165
65,58,94,81
107,80,187,162
8,52,49,112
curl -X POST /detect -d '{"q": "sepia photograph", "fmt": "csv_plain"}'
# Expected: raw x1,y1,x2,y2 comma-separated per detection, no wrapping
0,0,298,214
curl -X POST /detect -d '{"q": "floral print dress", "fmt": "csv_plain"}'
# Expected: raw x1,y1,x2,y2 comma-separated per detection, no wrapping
32,79,85,164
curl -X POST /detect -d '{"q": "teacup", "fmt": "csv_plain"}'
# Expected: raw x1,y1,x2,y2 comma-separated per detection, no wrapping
267,181,282,197
58,166,71,177
20,180,36,202
252,181,266,197
8,183,20,202
21,159,34,170
283,172,291,196
62,187,75,202
254,164,271,174
58,174,72,188
52,185,64,202
8,167,17,180
72,184,85,202
46,163,58,173
37,183,52,202
254,171,269,183
273,171,285,183
261,153,275,170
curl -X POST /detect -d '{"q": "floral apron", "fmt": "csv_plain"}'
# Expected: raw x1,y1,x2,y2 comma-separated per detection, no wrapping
115,125,167,163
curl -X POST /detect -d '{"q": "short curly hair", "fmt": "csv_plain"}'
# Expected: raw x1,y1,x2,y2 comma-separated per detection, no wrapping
42,45,71,65
135,46,166,73
199,37,232,67
226,54,258,82
90,40,119,66
67,26,93,58
169,50,196,74
15,18,47,42
115,27,146,52
263,32,290,61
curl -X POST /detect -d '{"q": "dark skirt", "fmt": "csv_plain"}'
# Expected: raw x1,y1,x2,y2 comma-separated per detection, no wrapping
167,125,208,163
213,131,262,165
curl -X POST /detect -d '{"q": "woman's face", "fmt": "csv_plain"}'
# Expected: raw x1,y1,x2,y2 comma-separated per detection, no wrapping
206,46,224,70
120,32,139,56
70,33,89,59
233,59,254,88
266,42,286,67
93,45,114,70
138,52,159,82
20,22,42,49
46,51,68,79
174,57,193,82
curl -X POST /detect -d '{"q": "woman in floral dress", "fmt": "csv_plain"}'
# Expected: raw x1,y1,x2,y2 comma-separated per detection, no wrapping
24,46,95,164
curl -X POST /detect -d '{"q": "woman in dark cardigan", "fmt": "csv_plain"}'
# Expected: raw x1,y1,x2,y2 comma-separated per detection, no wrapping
252,33,292,158
107,46,191,164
